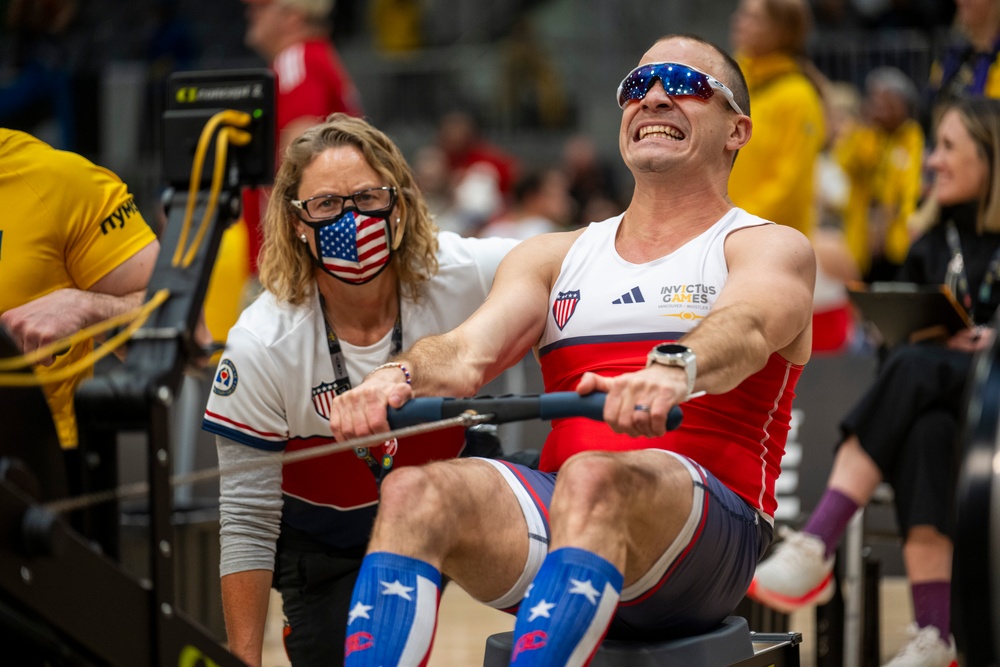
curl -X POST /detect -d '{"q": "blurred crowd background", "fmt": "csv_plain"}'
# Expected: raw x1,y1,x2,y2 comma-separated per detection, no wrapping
0,0,960,236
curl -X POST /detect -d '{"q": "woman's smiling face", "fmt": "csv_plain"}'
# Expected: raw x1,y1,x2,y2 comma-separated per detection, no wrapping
928,108,989,207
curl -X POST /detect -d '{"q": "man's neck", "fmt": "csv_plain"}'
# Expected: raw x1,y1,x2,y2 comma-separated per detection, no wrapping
617,178,733,262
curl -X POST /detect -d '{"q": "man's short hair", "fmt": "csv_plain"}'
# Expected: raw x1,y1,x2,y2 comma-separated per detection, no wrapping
278,0,333,20
666,33,750,119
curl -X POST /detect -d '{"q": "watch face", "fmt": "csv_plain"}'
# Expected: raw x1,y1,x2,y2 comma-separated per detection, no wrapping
656,343,690,355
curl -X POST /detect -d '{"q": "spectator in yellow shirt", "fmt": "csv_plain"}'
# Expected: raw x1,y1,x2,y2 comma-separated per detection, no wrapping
836,67,925,280
728,0,826,238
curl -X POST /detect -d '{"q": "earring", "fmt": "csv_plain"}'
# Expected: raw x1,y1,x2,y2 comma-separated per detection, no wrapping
396,217,401,224
299,234,308,243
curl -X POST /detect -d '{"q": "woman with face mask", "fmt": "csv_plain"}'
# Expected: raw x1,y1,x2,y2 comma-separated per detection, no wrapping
750,97,1000,667
202,113,518,667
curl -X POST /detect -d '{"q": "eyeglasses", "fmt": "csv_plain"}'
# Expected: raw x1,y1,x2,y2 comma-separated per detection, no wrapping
616,62,744,115
290,186,397,224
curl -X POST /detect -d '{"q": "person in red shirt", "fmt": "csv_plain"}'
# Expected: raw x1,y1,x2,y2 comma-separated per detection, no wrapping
241,0,363,273
434,110,519,234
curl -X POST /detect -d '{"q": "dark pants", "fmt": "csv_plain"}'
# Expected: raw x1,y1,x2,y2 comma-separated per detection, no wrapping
271,427,503,664
273,538,365,666
841,343,972,535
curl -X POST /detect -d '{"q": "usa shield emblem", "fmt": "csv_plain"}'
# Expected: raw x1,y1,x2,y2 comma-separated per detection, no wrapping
552,290,581,330
311,381,337,419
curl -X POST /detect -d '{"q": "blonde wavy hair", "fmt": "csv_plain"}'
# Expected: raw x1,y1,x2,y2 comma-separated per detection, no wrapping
951,97,1000,234
258,113,439,304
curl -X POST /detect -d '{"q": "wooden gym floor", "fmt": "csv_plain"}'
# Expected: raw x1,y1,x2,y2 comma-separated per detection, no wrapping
258,577,916,666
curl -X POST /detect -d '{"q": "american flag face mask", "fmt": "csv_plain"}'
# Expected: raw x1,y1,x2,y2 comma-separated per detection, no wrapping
311,210,394,285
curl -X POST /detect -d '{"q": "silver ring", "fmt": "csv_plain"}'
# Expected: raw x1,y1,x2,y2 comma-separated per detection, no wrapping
634,404,651,412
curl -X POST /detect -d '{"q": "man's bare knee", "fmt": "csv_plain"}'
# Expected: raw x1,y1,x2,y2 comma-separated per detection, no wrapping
381,464,453,516
551,452,631,521
371,464,454,552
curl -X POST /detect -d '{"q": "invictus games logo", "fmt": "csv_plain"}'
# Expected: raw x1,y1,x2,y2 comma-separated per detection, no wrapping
660,283,717,304
212,359,238,396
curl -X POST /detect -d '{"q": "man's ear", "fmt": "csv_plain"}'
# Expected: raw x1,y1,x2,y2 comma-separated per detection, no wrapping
726,115,752,152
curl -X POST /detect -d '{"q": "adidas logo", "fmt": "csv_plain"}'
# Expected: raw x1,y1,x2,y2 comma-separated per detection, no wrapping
612,287,645,305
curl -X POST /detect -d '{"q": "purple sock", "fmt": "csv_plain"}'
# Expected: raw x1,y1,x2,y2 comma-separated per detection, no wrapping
912,580,951,641
803,488,860,558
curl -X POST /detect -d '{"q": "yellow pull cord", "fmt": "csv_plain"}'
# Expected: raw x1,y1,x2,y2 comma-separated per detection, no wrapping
180,126,252,268
171,110,252,267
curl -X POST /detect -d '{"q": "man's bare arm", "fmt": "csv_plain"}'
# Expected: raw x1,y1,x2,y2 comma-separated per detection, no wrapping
680,223,815,393
0,240,159,364
577,223,814,438
328,231,578,441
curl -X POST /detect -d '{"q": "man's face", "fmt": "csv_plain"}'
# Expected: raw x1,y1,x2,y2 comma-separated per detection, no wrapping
243,0,293,59
618,38,742,176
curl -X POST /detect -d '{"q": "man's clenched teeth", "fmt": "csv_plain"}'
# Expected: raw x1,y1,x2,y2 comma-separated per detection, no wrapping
639,125,685,141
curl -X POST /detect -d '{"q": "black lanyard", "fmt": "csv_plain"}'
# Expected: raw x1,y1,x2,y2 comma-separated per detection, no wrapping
944,221,1000,321
319,294,403,483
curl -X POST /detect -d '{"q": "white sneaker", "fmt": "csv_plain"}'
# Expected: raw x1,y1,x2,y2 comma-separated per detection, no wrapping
882,624,957,667
746,527,835,613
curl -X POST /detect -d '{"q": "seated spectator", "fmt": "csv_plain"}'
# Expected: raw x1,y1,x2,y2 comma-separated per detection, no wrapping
836,66,925,282
749,96,1000,667
478,167,573,240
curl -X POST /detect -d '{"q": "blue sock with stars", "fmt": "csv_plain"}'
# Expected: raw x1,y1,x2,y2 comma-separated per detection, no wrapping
344,551,442,667
509,547,623,666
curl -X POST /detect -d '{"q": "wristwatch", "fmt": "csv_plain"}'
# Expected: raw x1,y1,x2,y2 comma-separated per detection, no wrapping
646,343,697,399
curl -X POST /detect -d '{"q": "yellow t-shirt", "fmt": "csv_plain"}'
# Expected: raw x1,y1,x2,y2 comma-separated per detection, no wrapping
835,119,925,271
0,129,157,448
729,53,826,237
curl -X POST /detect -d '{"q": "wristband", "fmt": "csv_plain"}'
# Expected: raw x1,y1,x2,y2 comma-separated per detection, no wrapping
366,361,411,385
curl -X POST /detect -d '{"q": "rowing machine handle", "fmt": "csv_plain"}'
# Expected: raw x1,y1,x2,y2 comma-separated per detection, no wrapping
387,392,683,431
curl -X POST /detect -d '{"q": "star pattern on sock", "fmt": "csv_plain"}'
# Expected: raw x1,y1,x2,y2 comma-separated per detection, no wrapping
348,601,373,624
528,599,556,621
568,578,601,605
380,579,415,600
